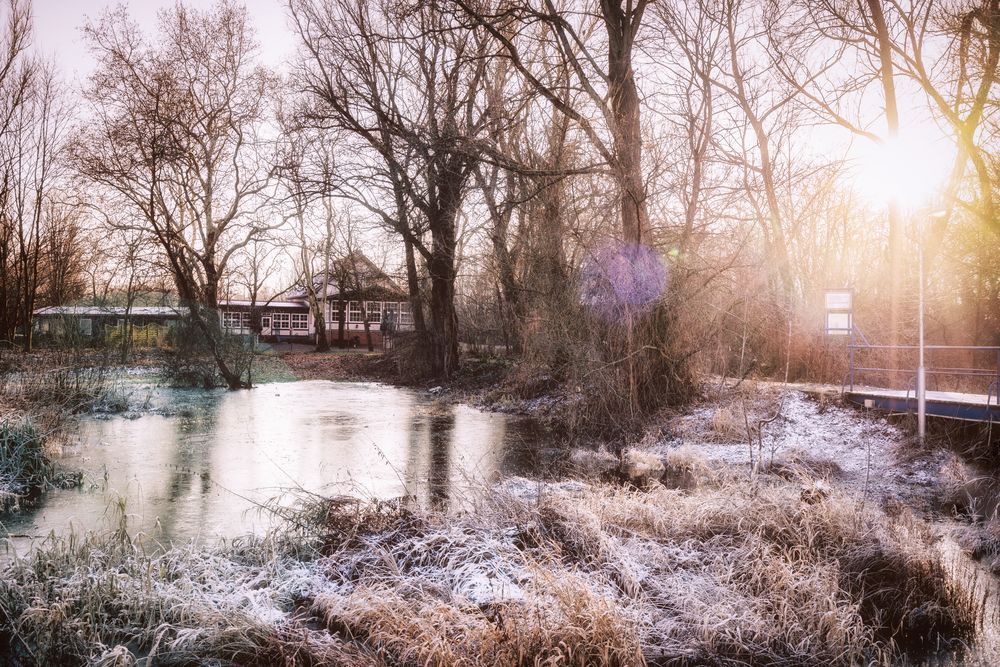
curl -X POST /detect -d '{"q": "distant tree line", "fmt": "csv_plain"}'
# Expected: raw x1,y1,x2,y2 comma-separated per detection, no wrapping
0,0,997,412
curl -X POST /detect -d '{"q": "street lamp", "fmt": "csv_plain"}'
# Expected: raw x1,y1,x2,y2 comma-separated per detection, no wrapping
916,210,947,442
854,133,954,440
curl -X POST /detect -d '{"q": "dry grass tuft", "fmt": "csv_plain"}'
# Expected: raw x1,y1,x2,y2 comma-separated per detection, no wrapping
0,463,985,666
766,448,844,482
937,453,1000,520
661,445,717,490
709,402,746,442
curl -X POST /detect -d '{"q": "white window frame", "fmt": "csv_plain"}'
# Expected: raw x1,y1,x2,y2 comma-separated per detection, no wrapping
366,301,382,323
348,301,363,323
272,312,290,331
222,311,247,330
397,301,413,325
291,313,309,331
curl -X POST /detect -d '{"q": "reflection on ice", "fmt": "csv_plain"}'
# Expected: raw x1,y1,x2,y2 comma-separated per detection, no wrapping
3,380,544,551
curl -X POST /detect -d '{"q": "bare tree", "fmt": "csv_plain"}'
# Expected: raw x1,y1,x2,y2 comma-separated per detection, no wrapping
275,118,339,352
1,60,72,350
453,0,655,245
75,1,278,388
290,0,492,377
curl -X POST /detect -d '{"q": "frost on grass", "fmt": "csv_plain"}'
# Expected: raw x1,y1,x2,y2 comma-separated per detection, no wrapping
0,469,983,666
659,388,951,504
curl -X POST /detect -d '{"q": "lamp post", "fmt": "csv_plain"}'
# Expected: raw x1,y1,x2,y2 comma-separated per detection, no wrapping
917,210,947,442
916,235,926,441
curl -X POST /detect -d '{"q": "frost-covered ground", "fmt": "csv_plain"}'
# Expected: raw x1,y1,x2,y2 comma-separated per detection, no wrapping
1,473,982,666
650,387,952,508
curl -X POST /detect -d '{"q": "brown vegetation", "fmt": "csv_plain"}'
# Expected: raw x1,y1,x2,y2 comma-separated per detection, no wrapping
0,451,986,666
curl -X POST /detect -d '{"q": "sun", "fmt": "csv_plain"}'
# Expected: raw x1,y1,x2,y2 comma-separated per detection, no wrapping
851,132,956,210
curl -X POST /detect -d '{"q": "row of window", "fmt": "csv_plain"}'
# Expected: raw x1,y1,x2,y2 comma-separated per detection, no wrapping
222,312,251,329
271,313,309,331
327,301,413,326
221,301,414,331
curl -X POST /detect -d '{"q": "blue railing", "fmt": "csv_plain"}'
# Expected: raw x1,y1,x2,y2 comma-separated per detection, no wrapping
846,344,1000,406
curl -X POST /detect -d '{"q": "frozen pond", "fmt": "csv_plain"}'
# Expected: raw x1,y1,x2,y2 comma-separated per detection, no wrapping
1,380,550,551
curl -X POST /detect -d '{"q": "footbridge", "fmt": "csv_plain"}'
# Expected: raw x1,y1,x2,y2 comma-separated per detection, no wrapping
843,344,1000,423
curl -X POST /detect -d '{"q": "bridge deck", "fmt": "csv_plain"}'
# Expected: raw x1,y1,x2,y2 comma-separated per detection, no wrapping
844,386,999,422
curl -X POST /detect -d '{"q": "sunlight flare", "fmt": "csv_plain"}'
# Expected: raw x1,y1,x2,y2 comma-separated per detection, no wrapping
852,133,956,210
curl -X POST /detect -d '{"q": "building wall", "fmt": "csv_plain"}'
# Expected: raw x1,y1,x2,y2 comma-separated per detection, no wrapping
219,299,414,346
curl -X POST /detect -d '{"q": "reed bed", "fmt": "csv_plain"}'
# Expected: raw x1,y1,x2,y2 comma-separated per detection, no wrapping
0,418,81,513
0,459,985,666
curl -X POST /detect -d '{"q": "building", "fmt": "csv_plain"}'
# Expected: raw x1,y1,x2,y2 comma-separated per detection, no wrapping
33,306,183,345
34,255,416,348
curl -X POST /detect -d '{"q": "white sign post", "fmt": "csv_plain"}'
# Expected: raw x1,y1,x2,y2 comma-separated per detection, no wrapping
824,289,853,336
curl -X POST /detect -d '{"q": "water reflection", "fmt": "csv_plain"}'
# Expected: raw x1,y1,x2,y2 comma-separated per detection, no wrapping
1,380,547,553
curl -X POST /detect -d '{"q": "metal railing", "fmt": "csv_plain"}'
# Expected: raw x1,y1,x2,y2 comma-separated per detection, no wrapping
846,344,1000,406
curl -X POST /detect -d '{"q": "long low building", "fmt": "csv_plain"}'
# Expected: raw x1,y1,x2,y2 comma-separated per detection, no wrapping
35,296,415,348
34,255,417,347
216,296,414,346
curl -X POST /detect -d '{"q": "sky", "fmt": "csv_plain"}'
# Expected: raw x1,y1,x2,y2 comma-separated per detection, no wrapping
31,0,296,84
29,0,958,217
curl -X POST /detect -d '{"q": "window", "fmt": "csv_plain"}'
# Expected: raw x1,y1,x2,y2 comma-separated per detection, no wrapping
366,301,382,323
327,302,341,326
397,302,413,326
291,313,308,330
272,312,290,330
222,311,249,329
382,304,397,326
79,318,92,336
348,301,363,323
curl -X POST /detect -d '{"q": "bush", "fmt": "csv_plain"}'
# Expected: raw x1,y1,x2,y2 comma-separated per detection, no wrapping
163,312,256,388
0,419,79,513
0,350,131,415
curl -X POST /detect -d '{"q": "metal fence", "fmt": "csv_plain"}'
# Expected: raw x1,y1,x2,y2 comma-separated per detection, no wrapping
846,344,1000,405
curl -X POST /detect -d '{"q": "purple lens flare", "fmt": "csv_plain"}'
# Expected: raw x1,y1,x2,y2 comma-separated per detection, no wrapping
578,241,668,321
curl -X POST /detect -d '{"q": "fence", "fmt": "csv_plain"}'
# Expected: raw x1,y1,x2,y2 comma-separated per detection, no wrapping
106,322,171,349
846,344,1000,405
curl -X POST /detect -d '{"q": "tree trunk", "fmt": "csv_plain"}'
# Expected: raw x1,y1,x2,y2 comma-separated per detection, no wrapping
866,0,903,371
337,298,346,347
311,295,329,352
428,253,459,377
602,0,651,245
404,236,426,335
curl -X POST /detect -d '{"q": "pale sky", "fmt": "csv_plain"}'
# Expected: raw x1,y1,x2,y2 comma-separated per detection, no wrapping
32,0,296,84
29,0,957,216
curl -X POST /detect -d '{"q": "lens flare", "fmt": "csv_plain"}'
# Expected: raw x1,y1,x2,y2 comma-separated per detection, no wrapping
578,242,668,321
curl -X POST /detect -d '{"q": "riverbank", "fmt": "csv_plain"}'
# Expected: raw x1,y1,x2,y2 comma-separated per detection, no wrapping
0,454,985,666
3,349,999,664
279,349,587,432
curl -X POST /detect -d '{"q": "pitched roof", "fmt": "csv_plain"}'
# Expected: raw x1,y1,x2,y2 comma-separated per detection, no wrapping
287,252,407,300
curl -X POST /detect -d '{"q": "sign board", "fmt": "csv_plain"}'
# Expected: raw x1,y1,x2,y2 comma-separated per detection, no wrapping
824,290,852,311
825,312,851,336
824,288,853,336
